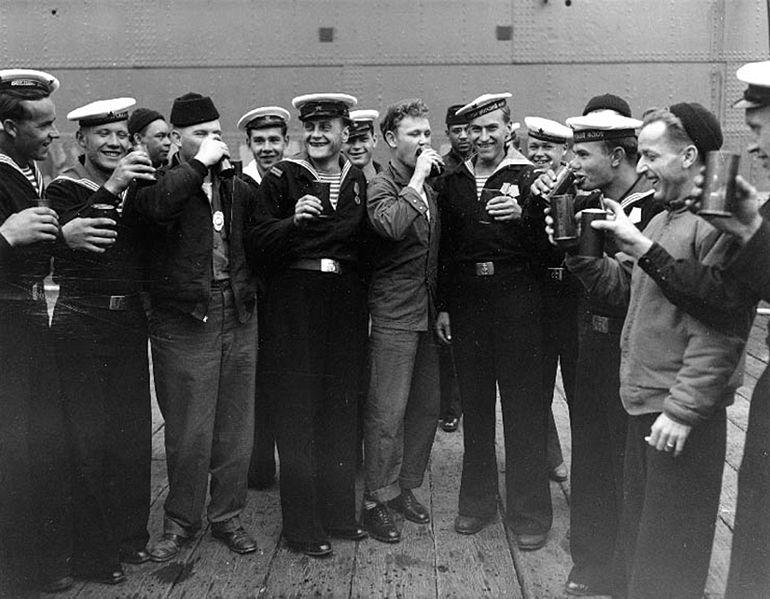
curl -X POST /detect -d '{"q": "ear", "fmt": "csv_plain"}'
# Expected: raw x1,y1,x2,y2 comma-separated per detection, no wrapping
384,130,398,149
609,146,626,168
75,129,87,150
682,144,698,169
371,132,378,148
1,118,18,139
341,124,349,144
170,129,182,147
131,132,142,146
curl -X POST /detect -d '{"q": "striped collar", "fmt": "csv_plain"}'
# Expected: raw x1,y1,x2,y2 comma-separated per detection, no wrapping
0,153,44,197
285,154,353,185
621,189,655,209
52,161,100,192
462,155,528,179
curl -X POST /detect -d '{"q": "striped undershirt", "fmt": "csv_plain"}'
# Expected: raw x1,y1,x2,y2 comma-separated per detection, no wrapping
21,165,40,196
316,172,342,209
475,176,489,200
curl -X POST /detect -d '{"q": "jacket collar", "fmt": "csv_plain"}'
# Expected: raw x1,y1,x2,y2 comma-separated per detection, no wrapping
462,154,528,179
284,151,353,185
386,158,418,187
52,157,101,192
0,152,44,196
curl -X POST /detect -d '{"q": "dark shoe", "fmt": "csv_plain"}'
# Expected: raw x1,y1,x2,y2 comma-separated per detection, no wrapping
363,503,401,543
549,462,568,482
42,575,74,593
327,525,368,541
285,539,333,557
149,532,188,562
454,514,494,535
388,489,430,524
440,417,459,432
564,579,611,596
517,531,548,551
119,547,151,564
211,526,257,554
72,565,126,586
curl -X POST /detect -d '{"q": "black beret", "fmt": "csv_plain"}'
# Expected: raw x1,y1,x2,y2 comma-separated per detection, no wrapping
668,102,723,157
446,104,470,126
170,92,219,127
127,108,164,136
582,94,632,118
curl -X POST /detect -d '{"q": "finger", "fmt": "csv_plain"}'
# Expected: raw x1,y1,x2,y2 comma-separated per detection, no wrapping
30,207,59,217
602,198,623,216
37,224,60,236
81,243,107,253
673,436,686,457
36,231,58,242
86,229,118,240
91,218,117,228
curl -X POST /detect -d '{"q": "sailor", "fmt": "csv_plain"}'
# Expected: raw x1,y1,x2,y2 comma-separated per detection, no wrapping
343,108,382,182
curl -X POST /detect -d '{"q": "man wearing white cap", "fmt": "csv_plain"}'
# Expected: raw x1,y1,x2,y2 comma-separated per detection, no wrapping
435,92,552,550
524,116,575,485
246,93,369,557
236,105,290,491
343,109,382,182
556,102,744,599
0,68,72,595
599,62,770,599
129,92,259,561
238,106,290,187
532,94,661,596
46,97,156,584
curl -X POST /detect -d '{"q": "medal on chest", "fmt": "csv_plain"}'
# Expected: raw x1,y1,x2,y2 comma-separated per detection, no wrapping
354,181,361,205
213,210,225,232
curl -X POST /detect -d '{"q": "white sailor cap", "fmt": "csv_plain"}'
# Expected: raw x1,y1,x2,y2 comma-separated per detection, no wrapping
525,116,572,143
456,93,512,120
67,97,136,127
566,110,642,143
511,122,521,132
734,61,770,109
292,93,357,122
348,109,380,139
237,106,290,132
0,69,59,94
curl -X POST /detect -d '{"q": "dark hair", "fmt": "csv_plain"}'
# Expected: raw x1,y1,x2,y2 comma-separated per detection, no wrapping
380,98,429,137
0,87,50,122
247,121,288,138
601,135,638,163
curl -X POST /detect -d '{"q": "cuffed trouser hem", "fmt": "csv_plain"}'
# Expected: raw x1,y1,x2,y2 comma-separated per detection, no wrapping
367,482,402,504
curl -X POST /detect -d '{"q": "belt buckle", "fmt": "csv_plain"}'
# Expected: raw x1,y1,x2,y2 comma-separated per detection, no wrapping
548,267,564,282
31,282,43,301
475,261,494,276
109,295,127,310
320,259,340,274
592,315,609,334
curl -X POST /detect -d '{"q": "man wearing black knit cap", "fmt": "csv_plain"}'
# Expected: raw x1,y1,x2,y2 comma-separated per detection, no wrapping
128,107,171,167
128,92,259,562
559,102,745,599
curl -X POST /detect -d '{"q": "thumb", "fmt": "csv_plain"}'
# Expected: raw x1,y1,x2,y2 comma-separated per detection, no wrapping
602,198,623,216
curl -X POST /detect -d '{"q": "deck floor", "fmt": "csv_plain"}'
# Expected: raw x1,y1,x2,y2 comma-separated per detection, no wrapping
60,309,768,599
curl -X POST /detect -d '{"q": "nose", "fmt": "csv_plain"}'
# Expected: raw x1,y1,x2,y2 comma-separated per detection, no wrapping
479,128,491,142
458,129,468,140
636,157,648,175
568,157,578,170
50,125,60,139
106,132,121,146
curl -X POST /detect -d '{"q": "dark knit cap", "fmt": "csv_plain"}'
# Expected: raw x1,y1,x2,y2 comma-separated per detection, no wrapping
446,104,470,126
583,94,632,118
668,102,723,157
127,108,164,136
170,92,219,127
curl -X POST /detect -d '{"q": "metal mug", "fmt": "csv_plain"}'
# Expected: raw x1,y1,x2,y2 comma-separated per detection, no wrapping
550,194,578,247
699,151,740,217
578,208,607,257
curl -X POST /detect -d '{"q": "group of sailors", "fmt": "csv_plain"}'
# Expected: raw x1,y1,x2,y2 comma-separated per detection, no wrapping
0,59,768,599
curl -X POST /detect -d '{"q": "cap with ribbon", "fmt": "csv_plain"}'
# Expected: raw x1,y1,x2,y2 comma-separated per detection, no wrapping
0,69,60,94
456,92,512,120
582,93,632,118
348,109,379,140
237,106,290,132
445,103,470,126
668,102,723,157
170,92,220,127
734,61,770,109
525,116,572,144
67,97,136,127
127,107,165,136
566,110,642,143
291,93,357,122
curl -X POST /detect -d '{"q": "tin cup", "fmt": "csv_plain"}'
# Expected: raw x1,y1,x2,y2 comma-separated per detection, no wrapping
308,181,333,218
479,188,502,224
699,151,740,217
578,209,607,257
550,194,578,247
89,203,118,225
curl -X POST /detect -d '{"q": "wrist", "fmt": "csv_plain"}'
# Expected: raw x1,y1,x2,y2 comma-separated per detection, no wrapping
0,229,16,247
738,214,763,244
103,177,126,196
628,236,653,259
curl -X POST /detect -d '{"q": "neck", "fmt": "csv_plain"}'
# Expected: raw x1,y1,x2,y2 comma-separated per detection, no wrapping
0,137,31,168
83,159,112,186
475,152,505,176
602,163,638,200
392,155,415,177
309,154,341,174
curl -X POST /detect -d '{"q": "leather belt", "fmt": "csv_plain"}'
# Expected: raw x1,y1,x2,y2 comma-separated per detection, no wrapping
462,261,529,277
585,313,624,334
62,294,136,311
547,267,565,282
289,258,342,274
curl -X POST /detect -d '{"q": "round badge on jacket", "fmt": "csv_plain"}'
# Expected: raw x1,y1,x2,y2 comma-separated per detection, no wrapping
213,210,225,232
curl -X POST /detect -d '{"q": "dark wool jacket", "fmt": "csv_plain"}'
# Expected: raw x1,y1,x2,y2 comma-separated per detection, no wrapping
125,156,257,323
0,156,51,299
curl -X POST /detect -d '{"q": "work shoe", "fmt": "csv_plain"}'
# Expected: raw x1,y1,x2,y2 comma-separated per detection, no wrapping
363,502,401,543
440,417,459,432
285,539,332,558
388,489,430,524
454,514,494,535
549,462,568,482
212,526,257,554
516,531,548,551
119,547,151,564
148,533,188,562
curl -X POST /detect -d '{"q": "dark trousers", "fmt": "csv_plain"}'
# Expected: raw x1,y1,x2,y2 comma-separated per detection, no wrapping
725,363,770,599
541,285,578,468
249,298,276,487
451,270,552,534
620,410,725,599
261,270,367,544
149,286,257,535
438,343,462,420
568,313,627,588
0,298,71,595
52,299,151,571
364,326,440,502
